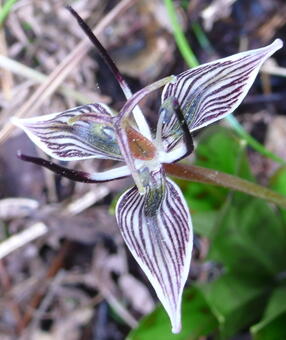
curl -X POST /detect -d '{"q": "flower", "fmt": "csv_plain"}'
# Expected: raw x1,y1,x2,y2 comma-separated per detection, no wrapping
12,8,283,333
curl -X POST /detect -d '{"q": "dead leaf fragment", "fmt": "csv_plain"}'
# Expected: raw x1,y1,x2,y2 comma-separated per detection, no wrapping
0,198,39,220
119,273,154,314
201,0,237,31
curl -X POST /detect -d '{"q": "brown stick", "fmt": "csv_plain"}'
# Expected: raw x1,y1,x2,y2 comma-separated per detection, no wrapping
0,260,24,333
20,241,73,331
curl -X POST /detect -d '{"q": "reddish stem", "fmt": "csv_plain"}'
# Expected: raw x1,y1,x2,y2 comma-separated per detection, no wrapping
164,163,286,209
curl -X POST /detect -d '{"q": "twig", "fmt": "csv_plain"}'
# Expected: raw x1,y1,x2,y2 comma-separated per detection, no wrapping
0,24,14,101
0,260,24,332
98,285,138,328
0,222,48,260
65,187,110,215
92,245,138,329
20,241,73,329
0,55,108,104
28,271,65,332
262,59,286,78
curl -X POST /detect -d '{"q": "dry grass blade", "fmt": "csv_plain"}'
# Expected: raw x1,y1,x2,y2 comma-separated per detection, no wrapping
0,55,108,104
0,186,110,260
101,288,138,328
0,222,48,260
0,25,14,100
0,197,39,219
0,0,137,144
65,187,110,215
262,59,286,77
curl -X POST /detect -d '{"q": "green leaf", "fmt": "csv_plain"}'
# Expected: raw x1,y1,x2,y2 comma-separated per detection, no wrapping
206,144,286,277
209,192,286,279
192,210,218,237
195,126,253,180
183,126,253,236
269,166,286,224
184,181,224,212
201,274,270,339
251,286,286,340
185,126,253,209
128,286,218,340
199,163,286,338
0,0,19,26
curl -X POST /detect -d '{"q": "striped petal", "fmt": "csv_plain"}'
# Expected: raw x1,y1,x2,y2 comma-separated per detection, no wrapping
116,169,193,333
159,39,283,154
12,103,122,161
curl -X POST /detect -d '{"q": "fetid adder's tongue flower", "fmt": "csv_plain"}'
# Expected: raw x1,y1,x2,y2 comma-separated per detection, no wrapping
11,7,283,333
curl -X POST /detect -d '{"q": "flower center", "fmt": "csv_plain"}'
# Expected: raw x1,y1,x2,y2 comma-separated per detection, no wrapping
126,126,156,161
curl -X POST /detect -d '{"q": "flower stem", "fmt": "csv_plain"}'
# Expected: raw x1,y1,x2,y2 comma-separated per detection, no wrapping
118,75,176,122
164,163,286,209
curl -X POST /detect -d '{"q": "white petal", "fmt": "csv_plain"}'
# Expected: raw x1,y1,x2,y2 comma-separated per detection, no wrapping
116,170,193,333
158,145,188,164
12,103,122,161
159,39,283,154
89,165,130,181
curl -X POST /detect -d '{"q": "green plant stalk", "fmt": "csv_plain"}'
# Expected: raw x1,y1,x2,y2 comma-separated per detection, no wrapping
164,163,286,209
0,0,18,26
164,0,285,165
191,21,213,52
164,0,198,67
226,115,285,164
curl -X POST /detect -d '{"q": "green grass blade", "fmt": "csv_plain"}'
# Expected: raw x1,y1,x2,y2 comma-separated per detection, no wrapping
0,0,19,26
191,21,214,52
226,115,285,163
164,0,198,68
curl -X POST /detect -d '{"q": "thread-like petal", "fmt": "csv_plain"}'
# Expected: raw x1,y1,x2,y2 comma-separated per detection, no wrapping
17,152,130,182
12,103,122,161
116,169,193,333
